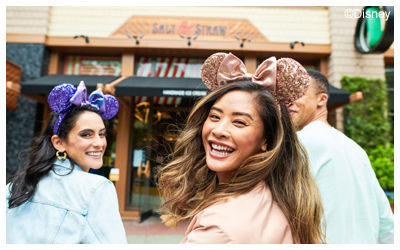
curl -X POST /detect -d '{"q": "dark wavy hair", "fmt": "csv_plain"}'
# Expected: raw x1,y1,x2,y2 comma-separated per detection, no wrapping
157,81,326,243
7,105,102,209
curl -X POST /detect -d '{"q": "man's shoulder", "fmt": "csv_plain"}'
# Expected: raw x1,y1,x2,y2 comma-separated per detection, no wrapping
298,121,368,161
297,121,335,148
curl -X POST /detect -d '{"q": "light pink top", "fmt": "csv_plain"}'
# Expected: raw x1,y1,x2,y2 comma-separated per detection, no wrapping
180,182,293,244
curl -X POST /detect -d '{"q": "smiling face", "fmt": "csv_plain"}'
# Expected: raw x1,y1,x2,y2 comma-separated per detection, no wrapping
286,79,319,130
55,111,107,172
202,90,267,183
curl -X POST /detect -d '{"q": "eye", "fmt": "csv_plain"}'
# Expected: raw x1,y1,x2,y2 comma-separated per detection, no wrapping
100,132,108,138
209,114,220,121
234,120,247,126
80,133,91,138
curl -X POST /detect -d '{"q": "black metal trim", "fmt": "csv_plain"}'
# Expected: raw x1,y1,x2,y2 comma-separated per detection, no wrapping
354,6,394,54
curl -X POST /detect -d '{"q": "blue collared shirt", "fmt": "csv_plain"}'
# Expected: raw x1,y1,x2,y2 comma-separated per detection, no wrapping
6,159,127,244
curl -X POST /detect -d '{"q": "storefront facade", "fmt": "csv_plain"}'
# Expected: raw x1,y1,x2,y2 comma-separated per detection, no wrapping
6,6,394,220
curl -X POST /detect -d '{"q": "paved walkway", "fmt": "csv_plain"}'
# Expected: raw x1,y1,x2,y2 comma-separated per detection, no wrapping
123,214,189,244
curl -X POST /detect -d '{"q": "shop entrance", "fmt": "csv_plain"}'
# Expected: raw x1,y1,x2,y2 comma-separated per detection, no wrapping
128,96,197,222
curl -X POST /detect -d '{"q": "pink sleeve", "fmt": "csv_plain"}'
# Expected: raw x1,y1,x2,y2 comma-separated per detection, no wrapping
180,210,233,244
181,224,233,244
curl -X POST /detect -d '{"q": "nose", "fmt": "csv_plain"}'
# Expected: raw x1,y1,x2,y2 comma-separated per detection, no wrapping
92,134,105,148
211,121,231,139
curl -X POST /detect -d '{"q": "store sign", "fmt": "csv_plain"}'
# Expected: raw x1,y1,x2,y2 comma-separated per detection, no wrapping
153,21,227,37
112,16,267,41
162,89,207,97
354,6,394,54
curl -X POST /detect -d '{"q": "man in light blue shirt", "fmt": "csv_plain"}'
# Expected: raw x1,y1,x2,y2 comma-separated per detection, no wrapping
287,69,394,244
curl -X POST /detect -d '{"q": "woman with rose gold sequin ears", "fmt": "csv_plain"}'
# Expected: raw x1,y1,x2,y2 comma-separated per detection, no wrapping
157,53,326,244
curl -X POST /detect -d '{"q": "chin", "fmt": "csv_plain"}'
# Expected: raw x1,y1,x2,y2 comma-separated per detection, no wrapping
84,160,103,172
91,161,104,170
206,158,236,173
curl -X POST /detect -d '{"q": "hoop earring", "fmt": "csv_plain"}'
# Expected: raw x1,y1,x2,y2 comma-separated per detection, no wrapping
56,151,67,161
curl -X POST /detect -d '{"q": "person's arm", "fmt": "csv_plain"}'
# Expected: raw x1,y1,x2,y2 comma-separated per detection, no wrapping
84,181,127,244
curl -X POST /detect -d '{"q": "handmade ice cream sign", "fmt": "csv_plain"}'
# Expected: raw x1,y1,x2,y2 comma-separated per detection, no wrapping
112,16,268,41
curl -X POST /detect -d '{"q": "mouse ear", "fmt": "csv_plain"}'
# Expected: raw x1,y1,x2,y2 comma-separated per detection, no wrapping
100,94,119,120
47,83,77,113
275,58,310,105
200,52,229,91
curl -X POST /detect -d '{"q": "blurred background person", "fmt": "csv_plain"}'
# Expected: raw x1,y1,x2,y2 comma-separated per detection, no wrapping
287,69,394,244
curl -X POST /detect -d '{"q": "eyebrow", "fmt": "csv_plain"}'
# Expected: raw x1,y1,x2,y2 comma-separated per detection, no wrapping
79,128,106,133
210,106,254,121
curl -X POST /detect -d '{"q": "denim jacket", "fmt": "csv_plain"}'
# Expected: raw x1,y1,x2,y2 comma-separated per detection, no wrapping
6,159,127,244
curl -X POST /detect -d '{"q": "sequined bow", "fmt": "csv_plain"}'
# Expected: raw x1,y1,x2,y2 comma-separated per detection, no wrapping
216,53,277,93
70,81,106,114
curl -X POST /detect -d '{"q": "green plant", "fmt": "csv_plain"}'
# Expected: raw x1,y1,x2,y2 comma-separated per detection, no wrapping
367,144,394,204
341,76,394,203
341,76,392,150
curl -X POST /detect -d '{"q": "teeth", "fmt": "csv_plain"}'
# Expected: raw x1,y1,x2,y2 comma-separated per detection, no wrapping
87,152,101,156
212,149,230,156
211,143,234,152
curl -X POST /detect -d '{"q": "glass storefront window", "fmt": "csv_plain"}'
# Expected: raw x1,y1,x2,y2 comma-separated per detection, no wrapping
89,117,118,180
136,56,203,78
129,56,205,219
63,55,122,76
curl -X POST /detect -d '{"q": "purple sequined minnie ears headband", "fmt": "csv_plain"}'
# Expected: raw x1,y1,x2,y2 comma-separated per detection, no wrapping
48,81,119,135
200,52,310,112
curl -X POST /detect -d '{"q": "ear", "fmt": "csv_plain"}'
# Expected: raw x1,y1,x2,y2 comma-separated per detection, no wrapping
317,93,329,108
261,139,267,152
51,135,66,152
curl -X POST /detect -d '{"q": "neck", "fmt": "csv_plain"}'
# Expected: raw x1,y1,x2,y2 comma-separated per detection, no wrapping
300,107,330,131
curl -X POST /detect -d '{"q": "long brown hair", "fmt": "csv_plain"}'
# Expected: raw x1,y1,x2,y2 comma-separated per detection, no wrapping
157,81,326,243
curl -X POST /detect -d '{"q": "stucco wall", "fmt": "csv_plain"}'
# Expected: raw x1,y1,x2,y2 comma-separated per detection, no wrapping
6,6,51,34
7,6,331,44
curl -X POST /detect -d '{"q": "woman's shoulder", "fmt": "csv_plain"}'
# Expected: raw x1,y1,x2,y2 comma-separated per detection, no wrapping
202,183,283,221
32,161,115,210
185,182,292,243
52,159,111,188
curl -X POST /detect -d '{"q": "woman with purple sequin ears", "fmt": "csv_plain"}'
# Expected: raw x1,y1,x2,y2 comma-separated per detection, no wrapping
157,53,326,244
6,81,127,244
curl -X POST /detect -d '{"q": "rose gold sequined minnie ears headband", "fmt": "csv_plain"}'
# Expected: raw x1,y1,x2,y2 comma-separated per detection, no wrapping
200,52,310,106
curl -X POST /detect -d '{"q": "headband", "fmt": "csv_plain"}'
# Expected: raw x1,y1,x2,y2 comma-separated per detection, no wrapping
200,52,309,108
48,81,119,135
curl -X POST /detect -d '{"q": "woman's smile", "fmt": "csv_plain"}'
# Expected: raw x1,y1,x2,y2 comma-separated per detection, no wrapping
209,140,235,158
86,151,103,158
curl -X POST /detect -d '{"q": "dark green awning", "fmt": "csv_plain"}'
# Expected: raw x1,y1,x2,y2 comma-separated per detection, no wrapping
21,75,119,94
